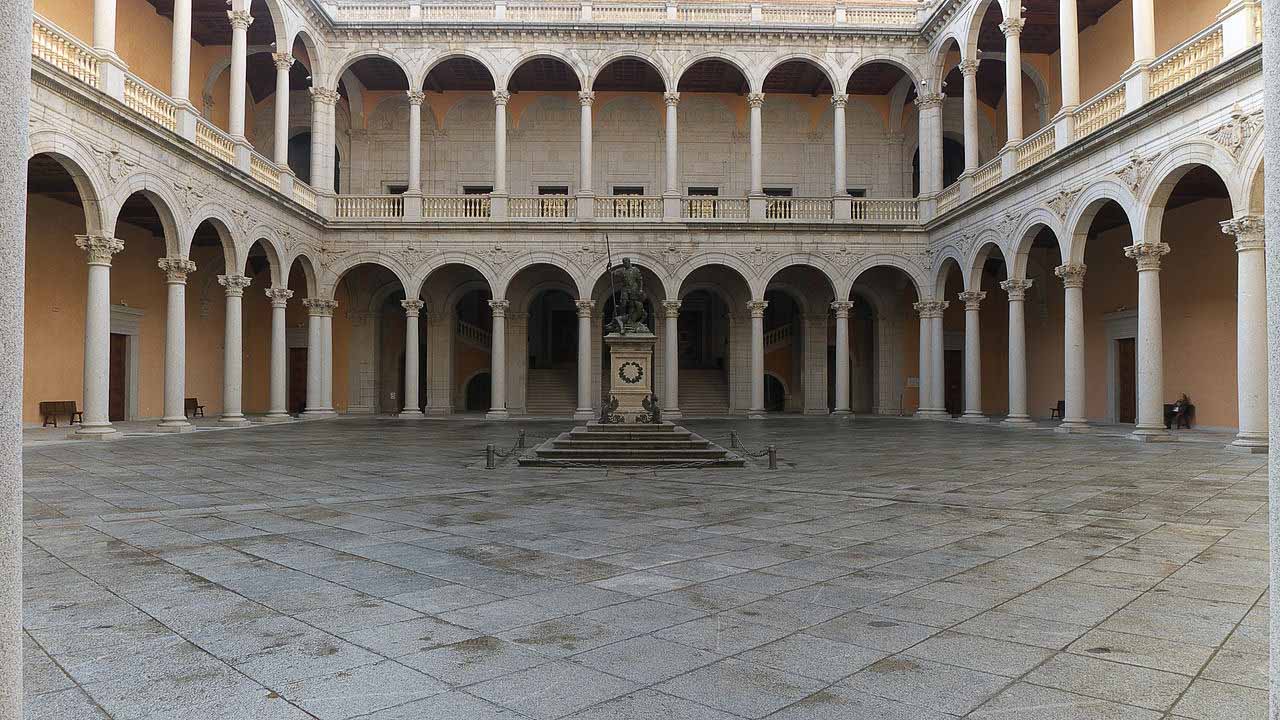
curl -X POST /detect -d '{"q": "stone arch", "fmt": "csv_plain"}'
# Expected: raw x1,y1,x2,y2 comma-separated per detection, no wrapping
849,255,929,299
408,252,500,300
673,253,757,300
497,253,585,300
416,50,499,90
26,135,109,236
502,50,586,92
107,174,184,257
285,251,319,296
184,209,240,273
1064,180,1138,264
762,54,839,94
930,245,968,295
674,52,753,92
846,56,924,95
756,255,841,300
244,234,284,287
234,0,287,48
963,0,1005,61
1137,145,1243,246
289,28,323,77
326,49,412,92
966,238,1008,290
321,254,411,299
1009,208,1066,279
589,52,672,92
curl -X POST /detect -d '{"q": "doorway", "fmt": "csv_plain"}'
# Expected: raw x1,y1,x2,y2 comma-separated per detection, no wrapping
289,348,308,414
944,349,963,417
1116,337,1136,424
109,333,126,422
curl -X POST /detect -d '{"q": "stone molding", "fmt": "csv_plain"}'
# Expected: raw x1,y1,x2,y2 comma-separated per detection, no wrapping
1054,263,1087,288
999,278,1033,301
957,290,986,310
1221,215,1265,251
1123,242,1171,271
76,234,124,266
158,256,197,283
218,274,253,296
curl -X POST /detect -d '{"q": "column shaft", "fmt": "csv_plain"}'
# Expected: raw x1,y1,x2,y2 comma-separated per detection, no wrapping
1002,279,1032,424
487,300,509,419
579,91,593,194
1132,0,1155,63
304,309,322,414
218,275,250,425
832,302,852,414
321,314,333,411
916,94,944,195
831,96,847,196
1223,218,1269,450
272,55,291,166
407,93,423,194
75,236,123,437
93,0,117,53
664,93,679,195
158,257,195,431
401,300,424,417
227,11,251,139
663,301,681,418
493,91,509,196
1002,19,1025,144
748,300,767,417
170,0,192,102
961,61,979,172
960,291,986,419
1055,264,1088,430
930,311,945,413
916,305,932,415
265,289,291,419
575,301,594,420
748,93,763,195
1126,243,1169,437
1059,0,1081,108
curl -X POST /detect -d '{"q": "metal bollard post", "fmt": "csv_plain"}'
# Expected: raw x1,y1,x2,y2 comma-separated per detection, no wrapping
517,430,526,449
767,445,777,470
730,430,739,449
485,444,496,469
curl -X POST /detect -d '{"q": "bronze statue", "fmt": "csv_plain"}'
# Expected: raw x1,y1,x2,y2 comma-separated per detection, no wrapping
606,257,649,334
642,393,662,424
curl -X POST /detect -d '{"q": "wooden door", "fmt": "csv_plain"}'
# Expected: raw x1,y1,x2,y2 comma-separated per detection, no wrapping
108,333,126,421
944,349,963,417
1117,338,1136,424
288,348,308,414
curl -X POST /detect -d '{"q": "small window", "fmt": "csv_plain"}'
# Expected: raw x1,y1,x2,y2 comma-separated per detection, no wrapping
538,186,569,195
463,185,493,195
687,186,719,197
535,187,571,218
847,188,867,198
764,188,793,219
612,186,645,196
763,187,793,197
385,184,409,195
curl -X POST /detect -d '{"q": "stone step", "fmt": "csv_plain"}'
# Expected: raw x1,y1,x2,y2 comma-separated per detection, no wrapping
518,421,742,468
552,438,711,450
518,455,745,467
531,447,737,461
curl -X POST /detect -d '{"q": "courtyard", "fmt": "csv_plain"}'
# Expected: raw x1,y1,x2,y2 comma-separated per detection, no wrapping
20,417,1271,720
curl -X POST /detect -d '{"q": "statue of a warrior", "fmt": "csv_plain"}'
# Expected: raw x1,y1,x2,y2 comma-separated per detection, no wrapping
607,257,649,334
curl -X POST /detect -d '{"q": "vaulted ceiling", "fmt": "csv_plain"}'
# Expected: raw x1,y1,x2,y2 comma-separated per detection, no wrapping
977,0,1124,54
145,0,277,46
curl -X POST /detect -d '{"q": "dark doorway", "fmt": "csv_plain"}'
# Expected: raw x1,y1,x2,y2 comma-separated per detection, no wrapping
289,347,308,414
944,349,963,417
466,373,491,412
109,333,126,421
764,375,786,412
1116,337,1137,423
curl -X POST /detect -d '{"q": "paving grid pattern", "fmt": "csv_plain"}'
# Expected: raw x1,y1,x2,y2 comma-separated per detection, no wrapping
20,416,1271,719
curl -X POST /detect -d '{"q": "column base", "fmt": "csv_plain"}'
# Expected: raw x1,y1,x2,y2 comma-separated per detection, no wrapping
302,409,337,418
1130,426,1172,442
831,409,852,416
260,413,293,423
1055,420,1092,434
426,406,452,416
664,408,682,421
574,409,595,422
915,409,949,420
958,413,989,423
485,409,510,420
69,424,123,441
398,410,426,419
1001,416,1036,428
156,418,194,433
748,410,766,420
219,415,252,427
1227,433,1269,454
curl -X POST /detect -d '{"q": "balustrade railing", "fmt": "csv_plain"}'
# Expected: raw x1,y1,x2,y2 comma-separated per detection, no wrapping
766,197,831,221
764,324,792,350
936,182,961,213
973,159,1001,194
1150,25,1224,99
761,5,834,24
510,195,574,219
682,197,749,220
507,1,578,20
1072,84,1126,139
32,16,99,86
595,196,663,219
250,154,280,190
1016,125,1056,172
335,194,405,218
457,319,492,349
850,198,917,223
292,181,318,212
422,1,492,19
334,1,412,20
123,76,177,132
592,3,667,22
195,119,237,164
425,195,490,219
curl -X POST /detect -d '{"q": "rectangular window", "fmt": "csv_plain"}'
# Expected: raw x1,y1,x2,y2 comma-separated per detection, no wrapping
687,186,719,196
763,187,793,197
538,186,569,195
847,188,867,198
462,185,493,195
536,186,570,218
385,184,408,195
764,187,793,219
612,186,645,196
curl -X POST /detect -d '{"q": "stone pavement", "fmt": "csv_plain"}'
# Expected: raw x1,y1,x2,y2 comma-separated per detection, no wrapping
20,416,1270,719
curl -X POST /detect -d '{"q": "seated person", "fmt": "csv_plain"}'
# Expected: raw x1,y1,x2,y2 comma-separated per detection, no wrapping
1164,394,1191,429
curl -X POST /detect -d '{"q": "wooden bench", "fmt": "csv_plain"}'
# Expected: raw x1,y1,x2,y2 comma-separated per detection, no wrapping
185,398,205,418
40,401,83,427
1050,400,1065,420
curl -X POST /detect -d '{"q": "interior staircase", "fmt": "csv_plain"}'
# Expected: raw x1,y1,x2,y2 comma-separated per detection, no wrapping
679,369,731,416
518,422,744,467
525,368,576,416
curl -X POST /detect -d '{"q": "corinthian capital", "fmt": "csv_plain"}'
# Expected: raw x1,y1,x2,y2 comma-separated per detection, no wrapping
272,53,294,71
914,92,945,110
913,300,949,318
1054,263,1087,288
158,256,197,283
957,290,986,310
663,91,680,108
746,299,769,316
830,93,848,109
1221,215,1265,252
1123,242,1171,271
76,234,124,266
406,90,425,106
578,90,595,107
310,87,340,105
575,300,596,318
999,278,1034,301
265,287,294,307
401,299,425,315
302,298,338,316
830,300,854,317
227,10,254,30
488,299,510,316
746,92,765,109
999,18,1025,38
958,58,980,77
492,89,511,106
218,274,253,296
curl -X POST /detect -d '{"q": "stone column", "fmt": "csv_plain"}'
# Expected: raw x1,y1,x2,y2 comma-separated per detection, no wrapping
74,235,124,439
959,290,986,420
1222,217,1268,451
747,92,764,196
913,301,933,416
831,301,853,414
1001,279,1033,425
578,91,594,198
1059,0,1080,109
930,302,947,414
831,94,847,196
302,298,335,415
487,299,509,419
960,59,979,172
400,299,424,418
170,0,192,105
0,3,27,711
309,88,339,193
492,90,510,198
272,53,292,166
264,288,292,420
1263,8,1280,712
1001,18,1025,145
574,300,594,420
1132,0,1155,64
661,300,682,420
226,10,252,140
93,0,117,56
915,92,945,195
747,300,768,418
406,91,424,194
1054,264,1089,431
218,274,252,426
663,92,680,197
157,256,196,432
321,309,334,412
1124,242,1170,438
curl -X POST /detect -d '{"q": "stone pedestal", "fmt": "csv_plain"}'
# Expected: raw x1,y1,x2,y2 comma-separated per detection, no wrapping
605,331,656,423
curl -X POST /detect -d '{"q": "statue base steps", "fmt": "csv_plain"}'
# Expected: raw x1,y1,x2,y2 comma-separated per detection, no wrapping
517,421,744,467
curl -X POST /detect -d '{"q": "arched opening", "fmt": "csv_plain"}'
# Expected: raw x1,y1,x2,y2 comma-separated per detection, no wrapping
971,2,1051,146
676,59,751,198
424,58,498,195
1077,198,1137,424
465,372,492,412
912,138,966,196
335,56,409,194
935,37,968,188
935,257,966,416
969,243,1010,418
763,374,787,412
593,57,666,199
677,263,750,415
332,262,406,414
846,62,916,198
850,266,922,415
762,60,834,198
454,288,494,413
284,257,315,414
418,263,494,414
765,264,835,414
507,263,581,416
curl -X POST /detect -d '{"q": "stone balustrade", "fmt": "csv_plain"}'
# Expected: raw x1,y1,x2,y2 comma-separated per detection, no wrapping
334,194,406,219
123,76,176,132
1150,24,1225,99
1016,125,1056,173
32,16,97,86
195,119,236,165
1073,84,1127,139
424,195,491,219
